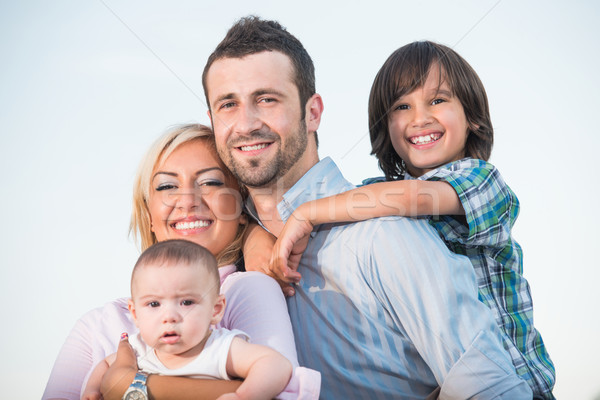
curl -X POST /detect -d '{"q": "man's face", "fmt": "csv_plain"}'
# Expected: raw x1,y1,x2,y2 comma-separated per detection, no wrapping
205,51,310,188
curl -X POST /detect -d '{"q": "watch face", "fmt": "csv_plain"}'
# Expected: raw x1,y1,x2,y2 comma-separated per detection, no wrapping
124,389,147,400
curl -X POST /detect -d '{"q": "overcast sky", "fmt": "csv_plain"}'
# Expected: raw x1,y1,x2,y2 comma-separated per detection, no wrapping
1,1,599,398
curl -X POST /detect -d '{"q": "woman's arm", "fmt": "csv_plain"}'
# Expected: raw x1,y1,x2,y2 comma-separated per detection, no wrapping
81,355,114,400
242,222,276,274
271,180,463,283
100,337,242,400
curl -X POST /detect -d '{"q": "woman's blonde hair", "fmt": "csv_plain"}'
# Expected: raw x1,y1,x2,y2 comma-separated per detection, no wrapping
130,123,247,267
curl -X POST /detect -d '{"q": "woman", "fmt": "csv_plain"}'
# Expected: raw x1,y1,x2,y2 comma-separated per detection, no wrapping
43,124,319,399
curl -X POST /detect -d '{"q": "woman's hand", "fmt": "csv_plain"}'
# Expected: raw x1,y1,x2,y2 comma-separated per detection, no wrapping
269,204,314,295
100,334,138,400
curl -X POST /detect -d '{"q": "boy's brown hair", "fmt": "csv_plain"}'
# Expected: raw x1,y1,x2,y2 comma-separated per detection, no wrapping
369,41,493,180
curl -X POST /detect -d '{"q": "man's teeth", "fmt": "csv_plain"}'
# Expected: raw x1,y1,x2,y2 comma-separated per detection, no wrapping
175,220,210,230
240,143,268,151
410,133,441,145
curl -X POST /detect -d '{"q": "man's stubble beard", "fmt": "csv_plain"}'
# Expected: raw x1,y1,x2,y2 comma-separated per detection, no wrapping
220,120,308,188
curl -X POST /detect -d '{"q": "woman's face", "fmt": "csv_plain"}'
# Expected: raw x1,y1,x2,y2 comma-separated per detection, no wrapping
147,139,243,257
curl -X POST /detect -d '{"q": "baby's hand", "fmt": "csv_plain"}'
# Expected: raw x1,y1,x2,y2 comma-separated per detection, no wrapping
270,204,314,294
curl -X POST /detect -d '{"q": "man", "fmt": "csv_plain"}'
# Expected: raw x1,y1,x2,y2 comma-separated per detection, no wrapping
203,16,532,399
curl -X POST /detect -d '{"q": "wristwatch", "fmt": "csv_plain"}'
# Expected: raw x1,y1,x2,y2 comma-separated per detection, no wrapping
122,371,149,400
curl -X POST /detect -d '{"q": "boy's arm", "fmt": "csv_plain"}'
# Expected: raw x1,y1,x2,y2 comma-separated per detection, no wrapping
217,337,292,400
81,354,115,400
271,180,463,283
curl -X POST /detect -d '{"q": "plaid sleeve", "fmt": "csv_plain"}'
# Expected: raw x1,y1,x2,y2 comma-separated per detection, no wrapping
422,159,520,248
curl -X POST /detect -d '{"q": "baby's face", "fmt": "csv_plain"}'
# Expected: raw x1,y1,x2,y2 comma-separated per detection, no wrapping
129,263,223,364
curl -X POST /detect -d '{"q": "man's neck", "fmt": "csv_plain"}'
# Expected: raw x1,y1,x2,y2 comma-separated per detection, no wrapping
248,157,318,236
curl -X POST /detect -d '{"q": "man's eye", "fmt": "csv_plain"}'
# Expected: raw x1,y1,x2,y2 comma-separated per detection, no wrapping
181,300,194,306
148,301,160,307
220,102,235,110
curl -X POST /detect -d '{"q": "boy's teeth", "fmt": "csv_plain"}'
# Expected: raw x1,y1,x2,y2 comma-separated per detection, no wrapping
175,220,210,230
411,133,441,145
240,143,268,151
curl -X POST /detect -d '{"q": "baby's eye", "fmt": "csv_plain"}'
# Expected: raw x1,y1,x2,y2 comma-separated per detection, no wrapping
181,300,194,306
148,301,160,308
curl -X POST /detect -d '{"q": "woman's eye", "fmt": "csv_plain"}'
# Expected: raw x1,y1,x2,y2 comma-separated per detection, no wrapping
156,183,177,191
181,300,194,306
148,301,160,308
198,179,224,187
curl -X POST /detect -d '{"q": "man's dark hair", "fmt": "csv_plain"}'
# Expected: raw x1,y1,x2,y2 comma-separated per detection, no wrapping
202,15,316,117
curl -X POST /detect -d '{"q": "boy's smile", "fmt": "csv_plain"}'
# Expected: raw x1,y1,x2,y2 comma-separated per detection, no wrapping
388,65,469,177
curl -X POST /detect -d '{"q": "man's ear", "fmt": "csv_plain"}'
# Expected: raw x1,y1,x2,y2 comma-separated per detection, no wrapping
210,294,226,325
128,299,139,327
305,93,324,133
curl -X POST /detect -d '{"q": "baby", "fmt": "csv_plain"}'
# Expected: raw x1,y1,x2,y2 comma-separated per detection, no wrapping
82,239,292,400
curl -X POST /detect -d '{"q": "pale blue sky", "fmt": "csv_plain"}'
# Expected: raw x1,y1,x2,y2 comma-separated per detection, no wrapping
1,1,599,398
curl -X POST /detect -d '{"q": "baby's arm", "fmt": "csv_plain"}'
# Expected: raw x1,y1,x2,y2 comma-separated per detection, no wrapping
217,337,292,400
272,180,463,283
81,353,117,400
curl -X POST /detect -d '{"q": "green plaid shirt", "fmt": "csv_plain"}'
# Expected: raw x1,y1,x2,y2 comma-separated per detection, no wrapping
364,158,555,399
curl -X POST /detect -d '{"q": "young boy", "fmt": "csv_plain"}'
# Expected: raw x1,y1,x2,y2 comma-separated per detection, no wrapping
82,239,292,400
267,41,555,399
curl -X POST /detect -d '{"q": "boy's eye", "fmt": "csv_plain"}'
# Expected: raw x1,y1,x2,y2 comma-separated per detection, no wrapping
148,301,160,307
181,300,194,306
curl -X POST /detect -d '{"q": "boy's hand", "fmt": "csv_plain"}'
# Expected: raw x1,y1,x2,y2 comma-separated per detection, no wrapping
100,334,138,400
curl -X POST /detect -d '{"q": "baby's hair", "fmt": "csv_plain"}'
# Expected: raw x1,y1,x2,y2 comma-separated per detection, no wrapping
131,239,220,297
369,40,494,180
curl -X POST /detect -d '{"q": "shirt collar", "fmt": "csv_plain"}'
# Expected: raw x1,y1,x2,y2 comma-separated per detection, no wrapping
244,157,354,227
278,157,354,223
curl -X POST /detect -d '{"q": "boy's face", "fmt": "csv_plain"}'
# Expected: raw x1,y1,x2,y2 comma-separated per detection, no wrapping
387,65,470,177
205,50,319,189
128,262,224,366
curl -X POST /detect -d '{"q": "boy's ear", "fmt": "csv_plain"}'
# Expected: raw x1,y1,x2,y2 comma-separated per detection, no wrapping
128,299,139,327
210,294,226,325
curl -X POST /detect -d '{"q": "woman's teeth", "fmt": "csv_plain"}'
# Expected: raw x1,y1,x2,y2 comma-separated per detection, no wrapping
174,220,210,230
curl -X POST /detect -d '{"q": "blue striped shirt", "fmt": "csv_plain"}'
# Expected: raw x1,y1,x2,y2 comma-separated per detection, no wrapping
256,158,532,399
